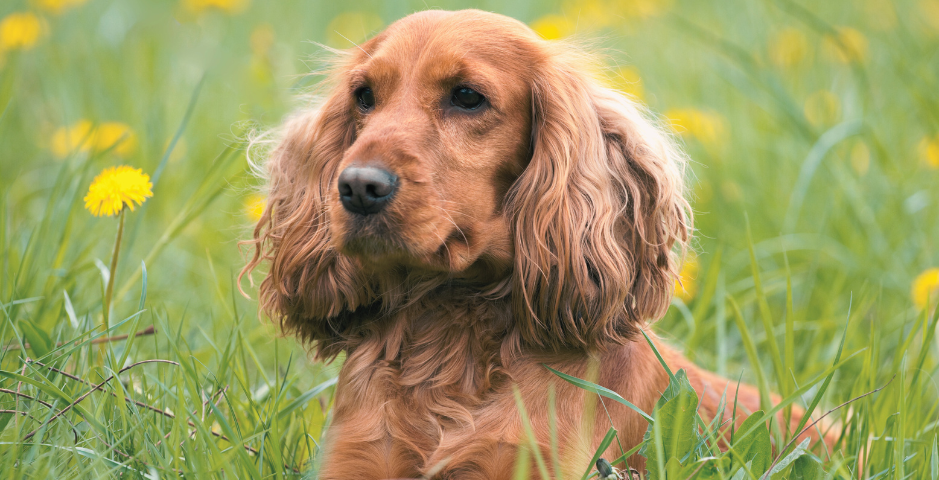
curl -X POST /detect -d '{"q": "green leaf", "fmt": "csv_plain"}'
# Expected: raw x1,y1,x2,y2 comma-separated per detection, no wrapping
276,376,338,422
639,369,701,478
931,435,938,480
545,365,654,423
731,411,772,476
769,437,811,479
789,453,822,480
19,319,53,358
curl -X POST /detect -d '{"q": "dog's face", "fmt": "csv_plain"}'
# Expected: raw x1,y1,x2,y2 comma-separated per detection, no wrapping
328,11,535,278
246,10,691,354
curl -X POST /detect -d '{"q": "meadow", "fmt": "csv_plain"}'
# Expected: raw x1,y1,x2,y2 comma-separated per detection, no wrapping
1,0,938,478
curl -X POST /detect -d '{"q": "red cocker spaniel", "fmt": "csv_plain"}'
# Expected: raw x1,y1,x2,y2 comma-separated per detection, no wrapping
244,10,833,479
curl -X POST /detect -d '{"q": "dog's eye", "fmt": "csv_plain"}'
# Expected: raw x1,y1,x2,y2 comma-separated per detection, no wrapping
355,87,375,111
451,87,485,110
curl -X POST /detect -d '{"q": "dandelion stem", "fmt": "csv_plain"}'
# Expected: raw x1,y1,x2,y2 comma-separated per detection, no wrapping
103,207,125,329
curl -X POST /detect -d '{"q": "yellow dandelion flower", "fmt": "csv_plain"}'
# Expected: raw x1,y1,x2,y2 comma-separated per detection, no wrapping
850,141,871,175
245,193,266,221
920,0,939,30
50,120,136,158
95,122,137,156
609,66,644,101
84,166,153,217
674,258,699,302
912,268,939,310
804,90,841,126
182,0,249,15
864,0,897,31
530,14,574,40
250,23,275,56
51,119,95,158
33,0,88,15
919,135,939,169
325,12,383,48
769,28,810,68
666,108,726,145
823,27,868,64
0,12,44,51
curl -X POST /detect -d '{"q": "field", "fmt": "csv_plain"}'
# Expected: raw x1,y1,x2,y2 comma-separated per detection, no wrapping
1,0,938,478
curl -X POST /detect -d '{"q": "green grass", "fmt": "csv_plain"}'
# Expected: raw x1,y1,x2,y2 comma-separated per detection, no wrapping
1,0,938,478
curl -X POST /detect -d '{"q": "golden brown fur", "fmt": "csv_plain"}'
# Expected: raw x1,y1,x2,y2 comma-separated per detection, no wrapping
242,10,834,479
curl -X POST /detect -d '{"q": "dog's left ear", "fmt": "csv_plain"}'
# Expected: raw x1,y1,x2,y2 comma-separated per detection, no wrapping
507,51,691,351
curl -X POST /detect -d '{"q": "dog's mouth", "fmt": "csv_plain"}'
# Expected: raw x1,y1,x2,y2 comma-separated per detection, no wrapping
332,206,478,272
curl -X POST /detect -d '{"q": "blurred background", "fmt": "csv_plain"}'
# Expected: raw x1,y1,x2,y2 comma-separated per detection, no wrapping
1,0,938,476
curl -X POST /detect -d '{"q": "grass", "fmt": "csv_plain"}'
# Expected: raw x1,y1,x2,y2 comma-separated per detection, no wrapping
1,0,938,478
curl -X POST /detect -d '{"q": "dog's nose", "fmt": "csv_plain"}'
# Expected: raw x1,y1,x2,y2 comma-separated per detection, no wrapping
337,166,398,215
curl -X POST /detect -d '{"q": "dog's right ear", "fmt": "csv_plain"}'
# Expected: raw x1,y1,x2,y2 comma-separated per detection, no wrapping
241,89,376,359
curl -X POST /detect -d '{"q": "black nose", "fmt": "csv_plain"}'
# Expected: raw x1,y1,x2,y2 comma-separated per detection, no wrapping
337,166,398,215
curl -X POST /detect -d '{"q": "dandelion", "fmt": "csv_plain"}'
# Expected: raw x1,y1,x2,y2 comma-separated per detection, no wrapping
51,119,94,158
51,120,137,158
804,90,841,126
84,166,153,329
325,12,383,48
609,66,644,101
0,12,44,51
768,28,810,68
919,135,939,169
666,108,726,146
95,122,137,156
84,166,153,217
530,14,574,40
245,193,266,221
920,0,939,30
850,141,871,175
34,0,89,15
912,268,939,310
823,27,868,64
864,0,897,31
182,0,249,15
250,23,275,56
675,258,699,303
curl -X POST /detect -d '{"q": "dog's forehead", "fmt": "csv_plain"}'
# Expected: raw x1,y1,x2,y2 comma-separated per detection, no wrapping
358,10,539,89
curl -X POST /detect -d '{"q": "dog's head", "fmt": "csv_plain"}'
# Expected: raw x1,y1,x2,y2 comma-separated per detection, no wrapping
244,10,691,356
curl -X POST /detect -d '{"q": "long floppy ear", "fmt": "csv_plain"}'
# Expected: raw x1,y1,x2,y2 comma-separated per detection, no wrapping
242,89,377,360
507,51,691,352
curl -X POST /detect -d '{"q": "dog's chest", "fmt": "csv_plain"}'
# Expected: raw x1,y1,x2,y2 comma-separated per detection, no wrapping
330,310,518,476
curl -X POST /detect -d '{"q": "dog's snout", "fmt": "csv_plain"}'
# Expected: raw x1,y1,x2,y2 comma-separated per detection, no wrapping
337,166,398,215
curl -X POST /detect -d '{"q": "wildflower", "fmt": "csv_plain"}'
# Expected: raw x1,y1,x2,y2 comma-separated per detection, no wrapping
666,108,725,145
675,258,699,302
562,0,671,27
768,28,810,68
182,0,249,15
95,122,137,156
804,90,841,126
51,120,136,158
325,11,383,48
0,12,44,51
609,66,644,101
250,23,275,56
864,0,897,31
530,14,574,40
920,0,939,30
850,141,870,175
823,27,868,64
919,135,939,169
83,166,153,217
34,0,88,15
912,268,939,310
51,119,94,158
245,193,266,221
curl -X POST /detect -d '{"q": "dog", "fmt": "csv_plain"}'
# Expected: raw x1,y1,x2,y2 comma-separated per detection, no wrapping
243,9,834,479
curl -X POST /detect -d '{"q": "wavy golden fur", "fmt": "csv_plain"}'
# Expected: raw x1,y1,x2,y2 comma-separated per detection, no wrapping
242,10,834,479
